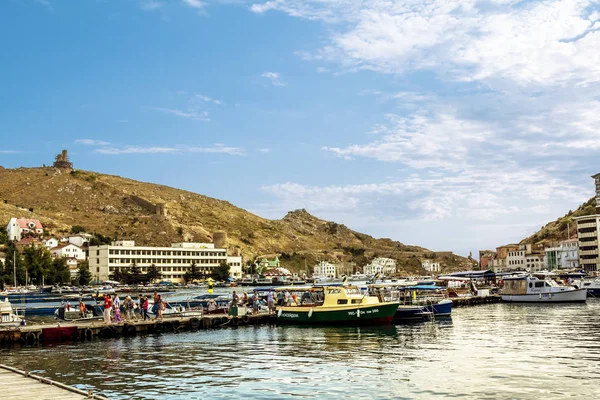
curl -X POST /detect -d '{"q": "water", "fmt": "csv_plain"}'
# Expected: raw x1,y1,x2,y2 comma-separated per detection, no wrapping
2,300,600,399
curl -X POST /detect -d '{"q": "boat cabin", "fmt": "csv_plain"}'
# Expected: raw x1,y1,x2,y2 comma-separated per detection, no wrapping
502,275,568,295
275,286,379,307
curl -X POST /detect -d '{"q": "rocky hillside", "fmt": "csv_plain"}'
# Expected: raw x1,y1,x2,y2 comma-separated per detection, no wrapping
0,166,474,274
521,197,597,247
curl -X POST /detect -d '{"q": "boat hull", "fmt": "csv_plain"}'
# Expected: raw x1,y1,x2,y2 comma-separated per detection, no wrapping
424,299,453,316
501,289,587,303
393,305,432,322
276,302,398,326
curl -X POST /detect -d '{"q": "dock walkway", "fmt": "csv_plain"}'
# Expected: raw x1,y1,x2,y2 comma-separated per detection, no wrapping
0,364,108,400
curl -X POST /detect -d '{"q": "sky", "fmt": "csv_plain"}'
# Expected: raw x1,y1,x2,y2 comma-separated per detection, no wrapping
1,0,600,258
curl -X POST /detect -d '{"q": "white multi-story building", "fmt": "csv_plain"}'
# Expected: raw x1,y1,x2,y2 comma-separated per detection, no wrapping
87,240,235,283
506,249,527,270
6,218,44,241
227,256,243,279
51,243,86,261
314,261,337,278
421,259,441,273
363,257,397,275
544,239,579,270
61,233,94,247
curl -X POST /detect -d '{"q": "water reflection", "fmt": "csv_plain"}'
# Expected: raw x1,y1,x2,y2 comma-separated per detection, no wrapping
2,301,600,399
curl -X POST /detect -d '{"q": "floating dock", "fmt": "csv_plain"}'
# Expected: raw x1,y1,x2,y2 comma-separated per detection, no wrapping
0,313,276,346
0,363,108,400
451,294,501,307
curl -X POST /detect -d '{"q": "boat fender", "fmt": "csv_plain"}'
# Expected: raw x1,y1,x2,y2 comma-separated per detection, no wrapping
356,309,361,318
308,308,313,318
163,321,173,332
189,317,200,331
242,315,250,324
154,322,163,333
548,293,552,299
85,328,93,340
231,317,239,327
277,309,282,318
539,293,542,299
25,332,36,345
171,320,181,332
123,324,136,336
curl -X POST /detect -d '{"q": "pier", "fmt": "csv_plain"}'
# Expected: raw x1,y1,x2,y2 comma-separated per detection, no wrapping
451,294,501,307
0,313,276,346
0,363,108,399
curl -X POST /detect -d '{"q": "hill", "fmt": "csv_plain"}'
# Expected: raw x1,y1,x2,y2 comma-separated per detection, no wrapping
0,165,475,274
520,197,597,247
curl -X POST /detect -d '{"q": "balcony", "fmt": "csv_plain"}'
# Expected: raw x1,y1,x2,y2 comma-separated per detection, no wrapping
578,231,599,239
580,249,599,257
577,222,599,229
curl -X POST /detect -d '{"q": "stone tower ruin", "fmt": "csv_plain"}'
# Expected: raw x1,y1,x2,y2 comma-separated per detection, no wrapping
53,149,73,169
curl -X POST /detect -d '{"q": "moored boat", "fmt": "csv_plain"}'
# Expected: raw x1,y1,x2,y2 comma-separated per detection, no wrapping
276,286,398,325
572,278,600,296
501,275,587,303
1,298,25,327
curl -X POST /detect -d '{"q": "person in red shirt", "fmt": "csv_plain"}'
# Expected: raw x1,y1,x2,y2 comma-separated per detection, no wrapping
103,294,113,324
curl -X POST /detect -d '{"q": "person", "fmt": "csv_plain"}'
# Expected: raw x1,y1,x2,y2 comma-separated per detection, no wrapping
252,290,259,315
142,296,149,320
103,294,112,324
156,295,164,320
277,290,284,306
301,290,312,305
207,298,217,312
284,290,291,306
79,300,87,318
124,296,135,320
138,294,145,318
291,293,298,306
231,290,239,307
242,292,249,306
65,301,71,312
267,289,274,314
152,291,160,316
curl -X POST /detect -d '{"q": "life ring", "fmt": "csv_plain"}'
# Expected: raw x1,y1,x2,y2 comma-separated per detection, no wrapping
242,315,250,324
85,328,93,340
123,324,136,336
189,317,200,331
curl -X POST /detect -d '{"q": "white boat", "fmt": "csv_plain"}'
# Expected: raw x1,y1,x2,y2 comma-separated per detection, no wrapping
0,298,25,327
571,278,600,296
501,275,587,303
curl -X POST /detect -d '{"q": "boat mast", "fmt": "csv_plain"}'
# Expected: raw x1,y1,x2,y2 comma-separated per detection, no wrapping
13,250,17,289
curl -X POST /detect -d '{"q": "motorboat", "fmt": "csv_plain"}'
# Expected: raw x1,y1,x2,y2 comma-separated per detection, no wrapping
571,278,600,296
501,275,587,303
275,285,399,325
0,298,25,327
55,303,104,322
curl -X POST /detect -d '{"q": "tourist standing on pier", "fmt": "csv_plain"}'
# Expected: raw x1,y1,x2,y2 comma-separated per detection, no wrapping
156,295,164,320
252,290,259,315
242,292,249,306
231,290,239,307
103,294,112,324
277,290,284,306
138,294,144,318
152,291,159,316
142,296,149,320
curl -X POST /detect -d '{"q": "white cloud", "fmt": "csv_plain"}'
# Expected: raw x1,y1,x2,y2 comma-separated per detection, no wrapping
195,94,222,105
154,107,210,121
256,148,271,153
182,0,205,9
140,1,163,11
75,139,111,146
261,71,287,86
0,150,20,154
95,144,245,156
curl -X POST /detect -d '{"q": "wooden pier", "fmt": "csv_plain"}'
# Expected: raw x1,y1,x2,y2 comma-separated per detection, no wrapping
451,294,501,307
0,313,276,346
0,363,108,399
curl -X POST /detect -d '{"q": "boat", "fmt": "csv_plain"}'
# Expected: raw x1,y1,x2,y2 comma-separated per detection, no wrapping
0,298,25,327
572,278,600,296
275,285,399,325
501,275,587,303
55,303,104,322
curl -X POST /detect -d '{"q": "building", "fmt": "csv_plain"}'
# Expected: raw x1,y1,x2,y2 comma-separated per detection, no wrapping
50,243,86,261
363,257,397,276
544,239,579,270
87,240,233,283
479,250,496,270
53,149,73,169
227,256,243,279
43,238,59,249
574,173,600,273
314,261,337,278
258,257,280,271
61,233,94,248
6,218,44,241
421,259,441,273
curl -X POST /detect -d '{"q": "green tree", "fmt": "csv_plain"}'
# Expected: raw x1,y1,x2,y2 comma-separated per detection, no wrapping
70,225,86,234
145,264,162,283
48,257,71,285
22,245,53,285
211,262,230,281
3,244,26,286
183,263,203,283
129,264,144,285
76,261,92,286
109,269,128,284
0,227,8,245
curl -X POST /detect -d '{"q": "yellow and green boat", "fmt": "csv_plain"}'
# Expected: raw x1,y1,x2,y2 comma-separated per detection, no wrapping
275,285,399,325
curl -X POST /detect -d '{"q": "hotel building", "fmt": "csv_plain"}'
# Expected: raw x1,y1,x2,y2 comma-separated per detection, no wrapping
574,173,600,273
87,240,242,283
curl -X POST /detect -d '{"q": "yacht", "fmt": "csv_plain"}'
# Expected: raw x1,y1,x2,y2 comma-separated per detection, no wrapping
501,275,587,303
571,278,600,296
0,298,25,327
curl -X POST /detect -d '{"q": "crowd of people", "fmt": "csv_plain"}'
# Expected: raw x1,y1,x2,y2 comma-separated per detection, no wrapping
229,288,317,315
100,292,165,324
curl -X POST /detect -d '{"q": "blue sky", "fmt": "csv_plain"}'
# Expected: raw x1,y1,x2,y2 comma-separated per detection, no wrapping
1,0,600,257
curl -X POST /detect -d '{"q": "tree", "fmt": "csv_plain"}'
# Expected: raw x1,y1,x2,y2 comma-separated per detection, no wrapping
211,262,230,281
183,263,203,283
3,243,26,286
76,262,92,286
70,225,86,234
129,264,144,285
48,257,71,285
22,245,53,285
145,264,162,283
0,227,8,245
109,269,128,284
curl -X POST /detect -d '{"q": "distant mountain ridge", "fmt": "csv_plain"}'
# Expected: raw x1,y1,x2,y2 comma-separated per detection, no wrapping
0,166,473,274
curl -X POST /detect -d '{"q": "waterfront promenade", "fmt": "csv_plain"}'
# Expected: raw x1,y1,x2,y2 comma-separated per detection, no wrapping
0,364,107,399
